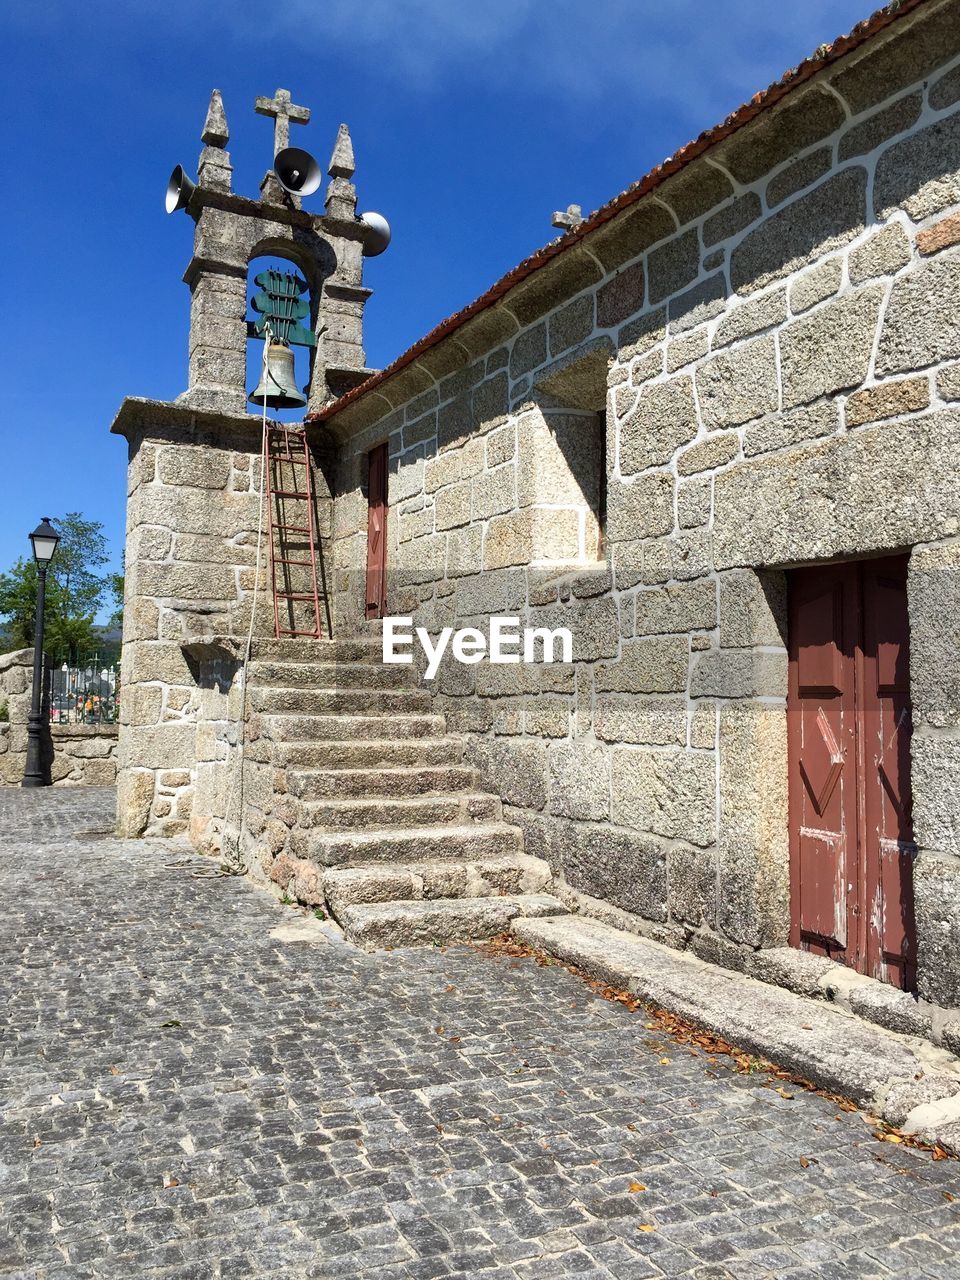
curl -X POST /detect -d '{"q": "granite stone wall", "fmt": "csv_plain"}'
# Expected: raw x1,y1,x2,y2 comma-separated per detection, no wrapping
328,1,960,1005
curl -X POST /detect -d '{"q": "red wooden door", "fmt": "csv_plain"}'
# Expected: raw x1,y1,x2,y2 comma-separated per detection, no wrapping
365,443,388,620
788,555,915,989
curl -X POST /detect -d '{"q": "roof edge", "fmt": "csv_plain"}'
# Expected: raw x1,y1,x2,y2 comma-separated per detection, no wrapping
309,0,931,426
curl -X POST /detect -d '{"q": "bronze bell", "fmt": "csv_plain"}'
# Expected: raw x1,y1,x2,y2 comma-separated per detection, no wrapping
249,341,307,410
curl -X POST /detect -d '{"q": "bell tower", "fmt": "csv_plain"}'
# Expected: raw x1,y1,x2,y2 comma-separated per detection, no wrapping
171,88,388,415
110,89,390,845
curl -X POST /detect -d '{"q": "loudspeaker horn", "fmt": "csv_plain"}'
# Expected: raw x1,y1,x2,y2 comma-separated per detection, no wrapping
165,164,196,214
360,211,391,257
274,147,322,196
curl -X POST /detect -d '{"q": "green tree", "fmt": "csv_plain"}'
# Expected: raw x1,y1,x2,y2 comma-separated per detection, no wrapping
0,513,112,662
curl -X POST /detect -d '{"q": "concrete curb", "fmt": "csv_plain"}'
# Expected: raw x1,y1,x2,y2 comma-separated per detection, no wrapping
512,914,960,1154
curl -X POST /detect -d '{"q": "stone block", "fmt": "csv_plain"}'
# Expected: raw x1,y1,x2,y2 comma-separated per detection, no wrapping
548,295,594,356
138,562,237,601
677,432,740,475
606,471,674,541
485,423,515,469
690,649,787,699
437,394,472,452
129,643,194,685
389,453,425,505
938,362,960,402
666,329,709,374
156,446,231,489
589,201,676,272
915,850,960,1008
747,946,834,997
877,254,960,375
594,695,686,746
917,212,960,258
525,696,570,738
788,257,842,314
517,413,599,509
830,2,960,113
570,825,669,922
845,377,929,427
115,768,154,837
717,701,789,948
647,229,699,305
719,569,787,649
668,274,725,334
548,741,610,820
677,476,711,529
838,92,922,162
703,193,761,248
594,636,688,694
509,323,547,379
439,359,484,405
717,86,844,185
660,162,734,226
731,168,866,295
528,594,620,663
713,288,787,349
696,337,778,430
424,449,461,494
640,531,712,584
635,579,717,635
742,400,839,457
446,525,482,578
620,375,698,472
909,539,960,728
715,411,960,571
879,104,960,216
473,372,509,429
434,482,471,531
689,701,717,749
618,308,666,359
118,723,196,772
596,260,645,328
484,506,580,570
912,731,960,858
931,62,960,111
780,285,884,408
766,147,832,209
848,221,912,285
611,747,716,847
467,737,548,810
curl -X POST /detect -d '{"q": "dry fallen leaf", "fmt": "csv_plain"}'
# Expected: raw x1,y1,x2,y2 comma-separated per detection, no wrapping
637,1223,657,1233
799,1156,811,1169
775,1088,795,1100
628,1182,647,1193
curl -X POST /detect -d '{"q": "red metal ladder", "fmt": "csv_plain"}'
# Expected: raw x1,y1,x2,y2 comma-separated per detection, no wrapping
264,423,324,639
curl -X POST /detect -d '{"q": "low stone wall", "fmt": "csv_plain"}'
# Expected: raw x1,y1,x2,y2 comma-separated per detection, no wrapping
0,650,119,787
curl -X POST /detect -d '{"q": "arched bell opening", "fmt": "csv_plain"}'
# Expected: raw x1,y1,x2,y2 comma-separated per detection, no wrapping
245,251,317,422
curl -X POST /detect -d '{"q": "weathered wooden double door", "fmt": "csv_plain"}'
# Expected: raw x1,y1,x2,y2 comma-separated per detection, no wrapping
788,555,916,990
365,443,388,621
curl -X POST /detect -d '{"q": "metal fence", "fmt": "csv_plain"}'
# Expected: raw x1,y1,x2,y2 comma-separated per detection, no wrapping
46,659,120,725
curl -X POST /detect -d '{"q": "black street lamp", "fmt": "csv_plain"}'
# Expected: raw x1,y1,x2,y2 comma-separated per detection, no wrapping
22,517,60,788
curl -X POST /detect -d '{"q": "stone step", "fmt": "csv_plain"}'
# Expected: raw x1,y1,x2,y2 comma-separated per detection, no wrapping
249,686,432,715
249,638,381,663
297,792,502,832
258,712,446,741
273,738,465,770
323,852,552,914
249,659,416,689
302,821,523,868
287,764,484,801
511,915,954,1116
339,894,567,950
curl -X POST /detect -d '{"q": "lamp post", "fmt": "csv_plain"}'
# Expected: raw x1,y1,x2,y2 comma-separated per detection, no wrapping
22,518,60,788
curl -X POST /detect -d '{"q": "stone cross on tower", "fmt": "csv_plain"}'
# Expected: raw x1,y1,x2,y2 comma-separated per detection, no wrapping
255,88,310,155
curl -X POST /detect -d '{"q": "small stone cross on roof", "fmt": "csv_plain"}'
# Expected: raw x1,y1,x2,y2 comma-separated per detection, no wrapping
255,88,310,155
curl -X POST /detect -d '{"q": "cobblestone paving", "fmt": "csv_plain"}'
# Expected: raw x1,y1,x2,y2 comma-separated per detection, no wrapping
2,789,960,1280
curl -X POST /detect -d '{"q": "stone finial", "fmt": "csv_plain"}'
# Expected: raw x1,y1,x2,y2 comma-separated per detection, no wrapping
328,124,356,179
552,203,584,231
255,88,310,155
201,90,229,148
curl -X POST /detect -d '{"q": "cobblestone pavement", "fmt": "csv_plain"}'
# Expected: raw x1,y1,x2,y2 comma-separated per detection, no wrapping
3,789,960,1280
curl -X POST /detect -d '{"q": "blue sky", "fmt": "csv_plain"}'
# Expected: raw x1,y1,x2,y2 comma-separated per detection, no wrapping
1,0,870,608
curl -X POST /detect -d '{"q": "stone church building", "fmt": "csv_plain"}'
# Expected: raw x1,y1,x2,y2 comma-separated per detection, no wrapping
113,0,960,1031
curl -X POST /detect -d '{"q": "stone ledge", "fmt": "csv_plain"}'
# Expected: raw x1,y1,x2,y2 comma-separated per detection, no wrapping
512,913,960,1153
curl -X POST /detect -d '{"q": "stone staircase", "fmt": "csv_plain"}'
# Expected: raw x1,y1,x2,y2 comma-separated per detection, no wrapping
243,638,565,948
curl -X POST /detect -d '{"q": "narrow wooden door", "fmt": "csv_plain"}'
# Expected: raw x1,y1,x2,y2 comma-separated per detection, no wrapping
787,555,916,989
365,443,388,620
